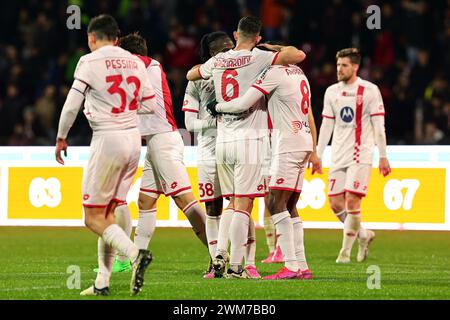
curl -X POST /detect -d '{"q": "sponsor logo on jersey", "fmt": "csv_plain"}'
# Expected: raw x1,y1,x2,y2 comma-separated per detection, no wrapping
340,106,354,123
292,121,303,133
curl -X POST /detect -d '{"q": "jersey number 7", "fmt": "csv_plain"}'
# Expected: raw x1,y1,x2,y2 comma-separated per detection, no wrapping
106,75,141,114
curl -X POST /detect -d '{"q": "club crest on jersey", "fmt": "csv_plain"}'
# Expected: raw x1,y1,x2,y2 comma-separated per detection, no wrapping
340,106,354,123
292,121,302,133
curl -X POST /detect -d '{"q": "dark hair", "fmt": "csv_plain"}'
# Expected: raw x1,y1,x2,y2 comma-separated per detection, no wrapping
336,48,361,65
200,31,231,62
237,16,262,38
87,14,120,41
119,32,148,56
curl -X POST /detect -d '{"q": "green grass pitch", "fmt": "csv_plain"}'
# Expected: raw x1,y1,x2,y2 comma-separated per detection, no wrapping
0,227,449,300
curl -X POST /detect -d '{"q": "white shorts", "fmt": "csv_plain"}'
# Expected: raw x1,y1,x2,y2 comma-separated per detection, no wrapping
198,158,222,202
268,151,311,193
82,129,141,207
328,164,372,198
216,137,266,198
140,131,192,198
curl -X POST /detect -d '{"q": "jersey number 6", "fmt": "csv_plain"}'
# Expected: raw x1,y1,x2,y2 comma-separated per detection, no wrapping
221,69,239,102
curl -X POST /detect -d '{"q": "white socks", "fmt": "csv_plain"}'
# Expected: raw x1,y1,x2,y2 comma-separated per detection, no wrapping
134,209,157,250
292,217,309,271
229,210,250,270
342,210,361,256
95,237,114,289
206,215,221,259
215,208,233,258
102,224,139,264
336,209,367,240
182,201,208,247
272,211,298,272
263,216,276,252
245,217,256,267
115,204,132,262
335,210,347,223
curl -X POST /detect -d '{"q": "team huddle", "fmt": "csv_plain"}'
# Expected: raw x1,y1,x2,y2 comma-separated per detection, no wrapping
55,14,390,296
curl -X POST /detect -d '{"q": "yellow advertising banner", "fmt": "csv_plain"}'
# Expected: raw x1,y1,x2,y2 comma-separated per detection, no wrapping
8,167,84,219
298,168,446,223
7,166,446,224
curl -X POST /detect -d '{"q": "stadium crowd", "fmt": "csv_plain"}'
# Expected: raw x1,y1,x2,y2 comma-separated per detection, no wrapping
0,0,448,146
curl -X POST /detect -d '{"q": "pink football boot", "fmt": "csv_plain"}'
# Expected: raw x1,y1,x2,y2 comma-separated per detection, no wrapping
297,269,313,280
263,267,298,280
271,246,284,263
244,265,262,279
261,251,275,264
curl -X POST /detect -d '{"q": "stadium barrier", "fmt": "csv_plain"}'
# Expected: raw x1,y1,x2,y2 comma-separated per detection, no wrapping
0,146,448,230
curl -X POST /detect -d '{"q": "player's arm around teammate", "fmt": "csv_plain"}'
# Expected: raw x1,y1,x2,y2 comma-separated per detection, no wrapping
186,40,306,81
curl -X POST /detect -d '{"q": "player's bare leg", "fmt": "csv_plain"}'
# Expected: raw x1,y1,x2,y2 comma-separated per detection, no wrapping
225,196,253,278
173,192,208,247
134,193,158,250
330,194,374,262
261,194,280,263
336,192,362,263
244,217,261,279
213,199,234,278
204,197,223,278
263,190,299,280
82,202,151,296
287,193,312,279
94,204,133,273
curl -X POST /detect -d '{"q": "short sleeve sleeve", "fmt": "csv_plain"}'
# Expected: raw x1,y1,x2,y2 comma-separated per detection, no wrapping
182,81,200,113
73,57,91,87
322,87,335,119
251,67,280,95
140,66,156,102
369,86,385,116
199,57,215,80
253,48,278,71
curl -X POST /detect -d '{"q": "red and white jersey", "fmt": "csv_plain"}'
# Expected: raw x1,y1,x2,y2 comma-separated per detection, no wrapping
137,56,177,136
322,77,385,167
182,79,217,155
252,65,313,155
199,48,278,142
74,45,155,132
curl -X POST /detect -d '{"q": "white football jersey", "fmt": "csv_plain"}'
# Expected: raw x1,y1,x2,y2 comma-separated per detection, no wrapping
74,45,155,132
182,79,217,158
199,47,278,142
252,65,313,155
136,56,178,136
322,77,385,167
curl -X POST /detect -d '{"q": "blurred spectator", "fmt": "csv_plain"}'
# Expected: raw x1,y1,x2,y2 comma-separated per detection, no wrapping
0,0,448,146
